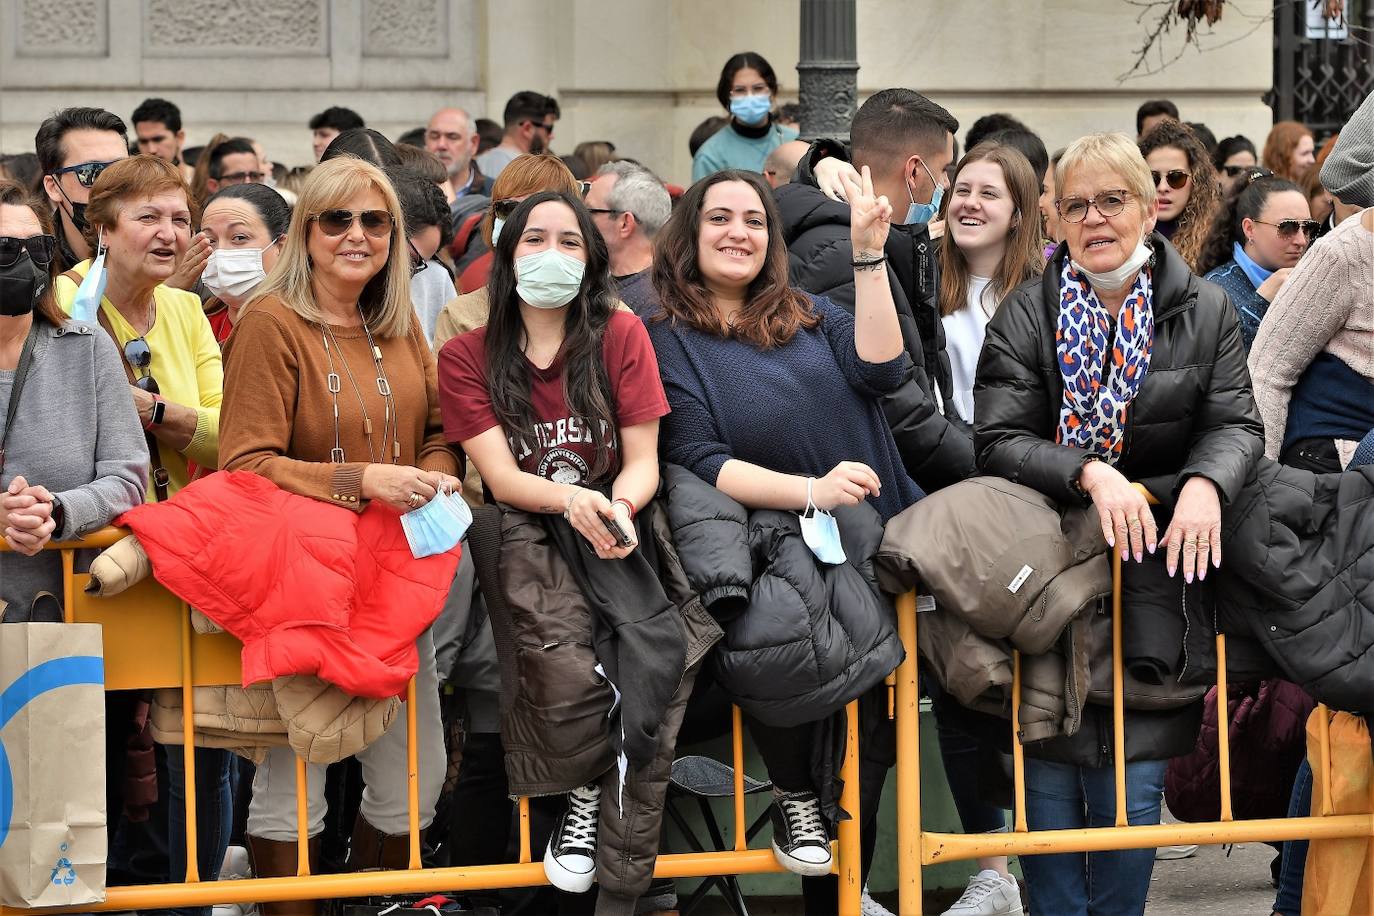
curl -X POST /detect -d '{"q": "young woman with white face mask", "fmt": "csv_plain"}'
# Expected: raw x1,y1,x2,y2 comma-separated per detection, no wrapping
199,182,289,344
437,191,686,911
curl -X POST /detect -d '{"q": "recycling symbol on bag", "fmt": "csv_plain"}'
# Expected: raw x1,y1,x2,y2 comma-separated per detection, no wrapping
0,655,105,851
50,844,76,886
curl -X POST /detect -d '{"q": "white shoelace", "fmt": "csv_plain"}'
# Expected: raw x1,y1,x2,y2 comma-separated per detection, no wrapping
954,872,1004,905
779,794,828,845
557,785,601,853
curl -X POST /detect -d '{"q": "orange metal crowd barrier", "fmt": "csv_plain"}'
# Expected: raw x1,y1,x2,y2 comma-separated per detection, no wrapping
890,486,1374,915
0,528,864,914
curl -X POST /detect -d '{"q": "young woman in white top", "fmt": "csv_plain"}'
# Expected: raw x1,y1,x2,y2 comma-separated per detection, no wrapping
938,141,1046,423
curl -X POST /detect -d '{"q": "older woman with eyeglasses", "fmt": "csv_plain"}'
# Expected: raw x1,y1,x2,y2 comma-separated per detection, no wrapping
974,132,1262,915
53,155,223,503
219,156,460,913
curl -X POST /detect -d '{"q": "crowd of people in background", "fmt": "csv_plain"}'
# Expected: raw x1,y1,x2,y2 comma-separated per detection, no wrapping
2,46,1373,916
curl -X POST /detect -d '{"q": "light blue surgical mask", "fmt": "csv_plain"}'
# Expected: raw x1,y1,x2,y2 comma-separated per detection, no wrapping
70,231,108,322
401,486,472,559
903,158,945,226
729,93,772,127
515,248,586,309
799,478,847,565
491,217,505,247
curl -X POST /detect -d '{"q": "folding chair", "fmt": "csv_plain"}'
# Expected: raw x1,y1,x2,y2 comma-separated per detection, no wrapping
665,755,773,916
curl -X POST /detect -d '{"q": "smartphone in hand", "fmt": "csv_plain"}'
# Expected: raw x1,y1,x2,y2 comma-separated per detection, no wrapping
600,512,633,547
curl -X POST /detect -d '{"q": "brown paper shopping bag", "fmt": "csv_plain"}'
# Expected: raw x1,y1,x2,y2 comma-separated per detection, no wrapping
0,622,106,907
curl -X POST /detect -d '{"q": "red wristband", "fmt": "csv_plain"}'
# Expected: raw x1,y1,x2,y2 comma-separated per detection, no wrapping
612,497,636,519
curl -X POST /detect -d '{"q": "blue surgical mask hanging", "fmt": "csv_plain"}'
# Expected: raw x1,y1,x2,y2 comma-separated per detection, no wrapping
70,230,108,322
799,478,847,565
729,93,772,126
401,486,472,559
903,158,945,226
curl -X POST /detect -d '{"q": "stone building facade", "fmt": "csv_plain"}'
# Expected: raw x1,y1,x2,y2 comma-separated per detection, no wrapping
1,0,1275,184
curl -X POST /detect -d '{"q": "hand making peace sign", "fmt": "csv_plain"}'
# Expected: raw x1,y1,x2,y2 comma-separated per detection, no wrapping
840,164,893,257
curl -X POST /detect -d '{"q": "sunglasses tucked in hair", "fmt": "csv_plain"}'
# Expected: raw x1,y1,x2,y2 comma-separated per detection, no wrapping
51,159,119,188
1056,190,1132,223
312,208,393,238
0,235,57,269
1253,218,1321,240
1151,169,1190,190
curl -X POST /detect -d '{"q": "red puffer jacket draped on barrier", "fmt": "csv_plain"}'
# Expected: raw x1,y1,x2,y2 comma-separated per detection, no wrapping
118,470,461,699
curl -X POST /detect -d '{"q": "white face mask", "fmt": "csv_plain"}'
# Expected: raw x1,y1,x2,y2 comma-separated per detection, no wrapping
515,248,586,309
202,244,272,300
1070,236,1153,291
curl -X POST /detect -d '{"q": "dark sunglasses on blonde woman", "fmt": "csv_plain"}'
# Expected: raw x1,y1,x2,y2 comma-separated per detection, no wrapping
313,209,393,238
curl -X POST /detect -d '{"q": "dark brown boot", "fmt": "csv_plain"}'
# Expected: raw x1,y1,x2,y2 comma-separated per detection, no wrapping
347,813,415,871
247,834,321,916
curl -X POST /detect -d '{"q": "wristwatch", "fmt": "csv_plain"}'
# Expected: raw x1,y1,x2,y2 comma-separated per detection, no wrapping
147,394,167,429
50,495,65,539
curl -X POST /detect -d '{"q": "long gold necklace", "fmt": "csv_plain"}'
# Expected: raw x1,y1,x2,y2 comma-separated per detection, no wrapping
320,306,399,464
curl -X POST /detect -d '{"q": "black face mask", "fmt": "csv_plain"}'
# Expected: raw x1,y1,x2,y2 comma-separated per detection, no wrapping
54,182,90,233
0,254,48,318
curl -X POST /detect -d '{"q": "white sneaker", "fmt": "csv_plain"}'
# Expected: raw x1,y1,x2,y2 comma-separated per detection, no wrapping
862,885,896,916
1155,844,1198,860
543,783,601,893
941,869,1024,916
768,789,832,877
220,844,252,879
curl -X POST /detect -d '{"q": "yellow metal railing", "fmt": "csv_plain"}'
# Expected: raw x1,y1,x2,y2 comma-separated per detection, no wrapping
891,485,1374,914
0,528,864,914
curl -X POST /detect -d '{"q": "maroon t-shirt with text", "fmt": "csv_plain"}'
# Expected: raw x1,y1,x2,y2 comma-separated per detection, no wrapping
438,310,669,485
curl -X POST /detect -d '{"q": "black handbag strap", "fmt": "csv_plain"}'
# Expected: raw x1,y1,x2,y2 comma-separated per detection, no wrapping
0,320,42,480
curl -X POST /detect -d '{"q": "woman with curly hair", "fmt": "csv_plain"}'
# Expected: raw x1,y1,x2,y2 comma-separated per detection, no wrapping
1139,118,1221,273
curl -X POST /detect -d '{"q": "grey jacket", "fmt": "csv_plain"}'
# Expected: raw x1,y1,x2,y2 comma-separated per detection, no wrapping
0,317,147,612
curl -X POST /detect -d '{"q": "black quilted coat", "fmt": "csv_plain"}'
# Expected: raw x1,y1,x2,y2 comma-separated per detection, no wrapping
660,464,905,726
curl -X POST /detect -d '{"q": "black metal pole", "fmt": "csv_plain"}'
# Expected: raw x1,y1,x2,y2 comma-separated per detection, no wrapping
796,0,859,143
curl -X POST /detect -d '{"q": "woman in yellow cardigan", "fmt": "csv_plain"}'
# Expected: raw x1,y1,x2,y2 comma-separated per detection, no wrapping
54,155,221,501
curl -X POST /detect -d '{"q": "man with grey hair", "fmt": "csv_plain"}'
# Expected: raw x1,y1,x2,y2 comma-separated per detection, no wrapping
426,106,494,223
584,160,671,315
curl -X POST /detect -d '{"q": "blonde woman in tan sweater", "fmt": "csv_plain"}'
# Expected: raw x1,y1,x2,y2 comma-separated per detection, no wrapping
218,156,460,913
1248,207,1373,470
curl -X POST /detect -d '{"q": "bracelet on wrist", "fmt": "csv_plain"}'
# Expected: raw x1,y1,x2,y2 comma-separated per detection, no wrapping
564,488,581,519
1073,455,1102,499
852,254,887,272
612,497,636,519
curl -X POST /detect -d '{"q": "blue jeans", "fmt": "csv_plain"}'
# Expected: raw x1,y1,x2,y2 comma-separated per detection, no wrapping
165,746,234,916
1020,758,1167,916
1273,757,1313,916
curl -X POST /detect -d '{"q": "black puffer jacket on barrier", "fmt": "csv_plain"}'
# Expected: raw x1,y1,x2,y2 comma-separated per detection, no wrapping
775,139,975,493
1218,459,1374,714
661,464,905,727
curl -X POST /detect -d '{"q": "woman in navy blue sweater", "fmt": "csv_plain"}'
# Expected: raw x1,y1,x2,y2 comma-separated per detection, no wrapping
643,167,920,894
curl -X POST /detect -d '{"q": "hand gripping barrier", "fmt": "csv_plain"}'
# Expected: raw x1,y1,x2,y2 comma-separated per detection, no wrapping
0,528,865,914
891,485,1374,914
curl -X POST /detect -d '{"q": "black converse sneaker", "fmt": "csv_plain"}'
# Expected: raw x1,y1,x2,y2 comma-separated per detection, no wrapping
768,789,832,876
543,782,601,892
